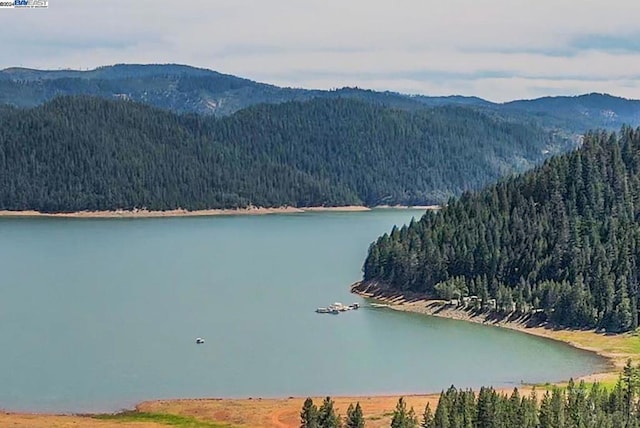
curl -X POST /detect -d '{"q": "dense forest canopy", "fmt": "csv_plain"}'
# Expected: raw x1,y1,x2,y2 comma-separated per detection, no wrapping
0,96,564,212
420,375,640,428
301,363,640,427
363,127,640,332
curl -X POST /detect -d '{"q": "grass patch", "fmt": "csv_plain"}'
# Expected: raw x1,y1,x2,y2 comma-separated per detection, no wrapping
94,411,234,427
549,329,640,361
529,377,621,394
589,377,620,391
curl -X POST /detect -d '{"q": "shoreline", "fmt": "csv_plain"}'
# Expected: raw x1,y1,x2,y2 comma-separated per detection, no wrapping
0,205,438,219
351,281,635,385
2,281,633,427
0,393,446,428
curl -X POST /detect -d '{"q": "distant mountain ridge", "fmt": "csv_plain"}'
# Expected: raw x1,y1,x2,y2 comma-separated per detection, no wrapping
503,93,640,132
1,64,639,132
0,64,219,80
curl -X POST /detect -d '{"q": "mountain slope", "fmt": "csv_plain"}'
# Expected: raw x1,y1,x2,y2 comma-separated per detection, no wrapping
0,96,565,212
0,64,429,116
0,64,281,116
502,93,640,132
363,126,640,331
2,65,639,133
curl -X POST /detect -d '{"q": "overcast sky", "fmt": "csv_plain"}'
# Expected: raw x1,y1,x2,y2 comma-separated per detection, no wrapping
1,0,639,102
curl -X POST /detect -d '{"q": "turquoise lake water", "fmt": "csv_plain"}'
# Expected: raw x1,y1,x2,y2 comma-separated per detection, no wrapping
0,210,605,413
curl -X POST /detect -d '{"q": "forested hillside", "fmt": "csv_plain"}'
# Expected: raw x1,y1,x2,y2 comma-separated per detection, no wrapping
363,127,640,332
0,96,562,212
213,99,564,205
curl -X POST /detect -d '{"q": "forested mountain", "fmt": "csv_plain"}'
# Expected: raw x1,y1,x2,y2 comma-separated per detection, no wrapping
1,64,639,133
363,127,640,332
0,64,436,116
503,93,640,133
0,96,565,212
0,64,291,116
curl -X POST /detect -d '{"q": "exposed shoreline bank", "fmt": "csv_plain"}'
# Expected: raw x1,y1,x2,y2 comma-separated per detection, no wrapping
0,205,438,219
351,280,637,385
0,393,443,428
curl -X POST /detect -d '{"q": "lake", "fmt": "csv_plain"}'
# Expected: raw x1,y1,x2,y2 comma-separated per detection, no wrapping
0,210,605,413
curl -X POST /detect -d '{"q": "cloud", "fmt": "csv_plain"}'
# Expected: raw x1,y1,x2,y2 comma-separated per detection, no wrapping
570,33,640,54
0,0,639,101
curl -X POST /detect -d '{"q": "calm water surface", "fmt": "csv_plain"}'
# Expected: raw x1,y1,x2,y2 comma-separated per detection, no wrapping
0,210,605,413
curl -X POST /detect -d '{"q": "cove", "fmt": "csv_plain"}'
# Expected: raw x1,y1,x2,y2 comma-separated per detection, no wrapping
0,210,606,413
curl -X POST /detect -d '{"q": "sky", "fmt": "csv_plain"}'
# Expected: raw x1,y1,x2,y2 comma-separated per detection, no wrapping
1,0,639,102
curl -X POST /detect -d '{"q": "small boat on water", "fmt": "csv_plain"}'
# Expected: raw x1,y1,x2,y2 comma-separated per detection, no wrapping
195,337,205,344
316,307,340,314
315,302,360,314
332,302,350,311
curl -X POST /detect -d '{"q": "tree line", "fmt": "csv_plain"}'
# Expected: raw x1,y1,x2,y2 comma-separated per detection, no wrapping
364,127,640,332
302,361,640,427
0,95,563,212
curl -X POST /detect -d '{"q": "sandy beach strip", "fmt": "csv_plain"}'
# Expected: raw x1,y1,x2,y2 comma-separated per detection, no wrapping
0,206,355,218
374,204,440,210
0,205,439,219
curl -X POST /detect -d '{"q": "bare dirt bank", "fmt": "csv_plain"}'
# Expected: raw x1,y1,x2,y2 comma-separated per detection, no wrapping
136,394,446,428
0,412,165,428
0,392,514,428
351,281,639,385
0,205,436,219
0,206,363,218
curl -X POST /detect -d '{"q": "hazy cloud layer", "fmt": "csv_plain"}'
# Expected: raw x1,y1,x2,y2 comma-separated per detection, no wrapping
1,0,639,101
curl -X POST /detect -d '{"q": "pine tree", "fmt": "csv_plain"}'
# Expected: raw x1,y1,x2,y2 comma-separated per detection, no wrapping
508,388,522,428
433,393,450,428
521,389,539,428
457,390,475,428
301,397,319,428
623,359,640,424
391,397,418,428
550,387,565,428
345,402,364,428
421,403,434,428
318,396,340,428
476,387,495,428
610,377,626,414
539,391,555,428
